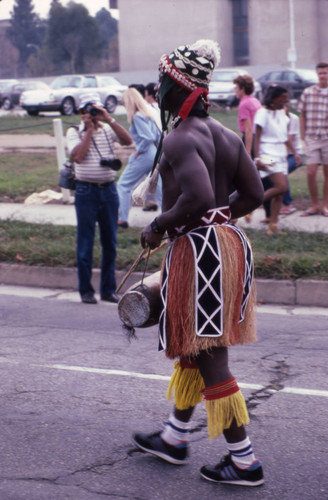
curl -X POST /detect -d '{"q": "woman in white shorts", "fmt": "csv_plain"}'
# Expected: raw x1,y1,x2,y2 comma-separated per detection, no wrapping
254,85,301,234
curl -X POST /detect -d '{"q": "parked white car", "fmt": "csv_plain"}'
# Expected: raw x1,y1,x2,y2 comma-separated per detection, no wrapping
209,68,262,107
20,74,127,116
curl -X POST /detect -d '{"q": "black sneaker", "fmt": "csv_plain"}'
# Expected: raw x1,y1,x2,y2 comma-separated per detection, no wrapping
81,294,97,304
101,293,119,303
118,221,129,229
133,431,189,465
200,453,264,487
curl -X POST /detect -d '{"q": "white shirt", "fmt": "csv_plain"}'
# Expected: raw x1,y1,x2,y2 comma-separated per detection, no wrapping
254,107,289,157
66,123,118,183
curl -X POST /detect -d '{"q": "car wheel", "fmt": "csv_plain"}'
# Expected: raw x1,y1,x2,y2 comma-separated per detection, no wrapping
105,95,117,114
27,110,39,116
2,97,12,111
61,97,75,116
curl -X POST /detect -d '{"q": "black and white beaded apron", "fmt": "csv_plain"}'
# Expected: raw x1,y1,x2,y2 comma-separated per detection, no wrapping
158,224,253,352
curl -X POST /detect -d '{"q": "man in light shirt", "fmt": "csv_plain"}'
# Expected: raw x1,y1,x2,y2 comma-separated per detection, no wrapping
299,62,328,217
66,92,132,304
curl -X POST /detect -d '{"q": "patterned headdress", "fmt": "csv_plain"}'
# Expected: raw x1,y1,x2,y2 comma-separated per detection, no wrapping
159,39,221,124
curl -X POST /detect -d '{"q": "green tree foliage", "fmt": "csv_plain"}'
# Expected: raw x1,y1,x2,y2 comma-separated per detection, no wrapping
46,1,105,74
94,8,118,71
95,8,118,47
7,0,45,76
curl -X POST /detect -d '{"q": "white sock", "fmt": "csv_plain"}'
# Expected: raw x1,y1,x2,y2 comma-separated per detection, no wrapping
227,436,256,469
160,413,191,447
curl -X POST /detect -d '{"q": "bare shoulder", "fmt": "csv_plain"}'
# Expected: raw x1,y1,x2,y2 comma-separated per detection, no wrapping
206,116,242,144
163,116,243,168
162,122,198,162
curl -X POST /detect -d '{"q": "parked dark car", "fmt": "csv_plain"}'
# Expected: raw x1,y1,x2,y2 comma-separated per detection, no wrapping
0,79,19,109
257,69,318,100
0,80,49,110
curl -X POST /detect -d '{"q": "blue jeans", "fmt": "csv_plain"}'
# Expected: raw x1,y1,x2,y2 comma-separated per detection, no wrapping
283,154,302,206
74,181,119,297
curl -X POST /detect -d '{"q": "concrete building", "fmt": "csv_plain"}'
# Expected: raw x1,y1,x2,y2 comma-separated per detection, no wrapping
118,0,328,71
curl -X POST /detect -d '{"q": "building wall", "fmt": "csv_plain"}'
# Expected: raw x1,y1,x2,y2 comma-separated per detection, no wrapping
317,0,328,63
119,0,233,71
118,0,328,71
249,0,319,67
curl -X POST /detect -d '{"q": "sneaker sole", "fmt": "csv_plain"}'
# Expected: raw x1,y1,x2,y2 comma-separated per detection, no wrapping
133,439,189,465
200,471,264,487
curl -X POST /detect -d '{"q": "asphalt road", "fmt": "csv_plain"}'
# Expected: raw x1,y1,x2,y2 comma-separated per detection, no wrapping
0,287,327,500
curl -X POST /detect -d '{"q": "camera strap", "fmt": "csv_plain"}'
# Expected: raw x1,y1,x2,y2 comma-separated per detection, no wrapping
91,128,115,160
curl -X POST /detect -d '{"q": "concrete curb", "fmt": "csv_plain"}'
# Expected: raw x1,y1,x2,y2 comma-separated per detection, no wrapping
1,263,328,307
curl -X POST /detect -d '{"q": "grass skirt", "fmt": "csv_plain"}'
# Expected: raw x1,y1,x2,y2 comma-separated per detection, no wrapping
163,225,257,359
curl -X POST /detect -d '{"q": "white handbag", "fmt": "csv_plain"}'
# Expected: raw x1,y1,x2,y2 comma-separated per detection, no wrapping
132,165,159,206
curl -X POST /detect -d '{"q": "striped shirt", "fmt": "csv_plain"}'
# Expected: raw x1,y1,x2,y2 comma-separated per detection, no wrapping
66,123,119,183
298,85,328,139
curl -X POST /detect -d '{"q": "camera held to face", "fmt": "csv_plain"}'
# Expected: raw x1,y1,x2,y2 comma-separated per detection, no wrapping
85,103,100,116
100,158,122,171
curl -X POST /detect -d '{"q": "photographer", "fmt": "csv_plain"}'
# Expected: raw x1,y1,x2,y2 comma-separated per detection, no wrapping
66,92,132,304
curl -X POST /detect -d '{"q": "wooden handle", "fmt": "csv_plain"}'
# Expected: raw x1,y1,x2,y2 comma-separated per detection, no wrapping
116,241,167,293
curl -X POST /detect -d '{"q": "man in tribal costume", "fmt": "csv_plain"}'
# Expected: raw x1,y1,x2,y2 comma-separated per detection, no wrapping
133,40,265,487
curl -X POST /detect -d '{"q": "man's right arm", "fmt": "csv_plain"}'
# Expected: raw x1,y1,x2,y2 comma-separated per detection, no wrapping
229,141,264,219
298,91,306,141
66,115,95,164
69,128,94,164
299,112,306,142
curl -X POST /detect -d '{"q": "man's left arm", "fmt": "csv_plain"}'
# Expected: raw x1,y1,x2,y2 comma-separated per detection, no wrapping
95,107,133,146
229,141,264,219
242,118,253,156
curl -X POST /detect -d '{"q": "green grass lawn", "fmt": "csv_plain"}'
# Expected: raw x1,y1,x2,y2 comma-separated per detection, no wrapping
0,109,236,136
0,152,59,202
0,108,327,279
1,220,328,279
0,113,129,136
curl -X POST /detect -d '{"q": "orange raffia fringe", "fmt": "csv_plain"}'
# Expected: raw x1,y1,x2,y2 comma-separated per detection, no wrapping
162,225,257,360
167,359,205,410
202,378,249,440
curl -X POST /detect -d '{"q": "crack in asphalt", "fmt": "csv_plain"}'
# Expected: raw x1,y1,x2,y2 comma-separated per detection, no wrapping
246,355,290,411
0,455,138,498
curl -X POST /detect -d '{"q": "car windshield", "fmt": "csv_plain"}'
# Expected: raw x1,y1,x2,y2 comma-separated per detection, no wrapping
211,71,241,82
98,76,121,87
296,69,318,82
51,76,83,89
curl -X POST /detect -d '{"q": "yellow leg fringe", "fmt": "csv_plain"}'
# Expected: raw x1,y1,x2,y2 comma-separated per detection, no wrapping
205,390,250,440
167,361,205,410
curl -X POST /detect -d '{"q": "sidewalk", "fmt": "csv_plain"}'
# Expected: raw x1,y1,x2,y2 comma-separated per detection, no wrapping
0,202,159,227
1,200,328,232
